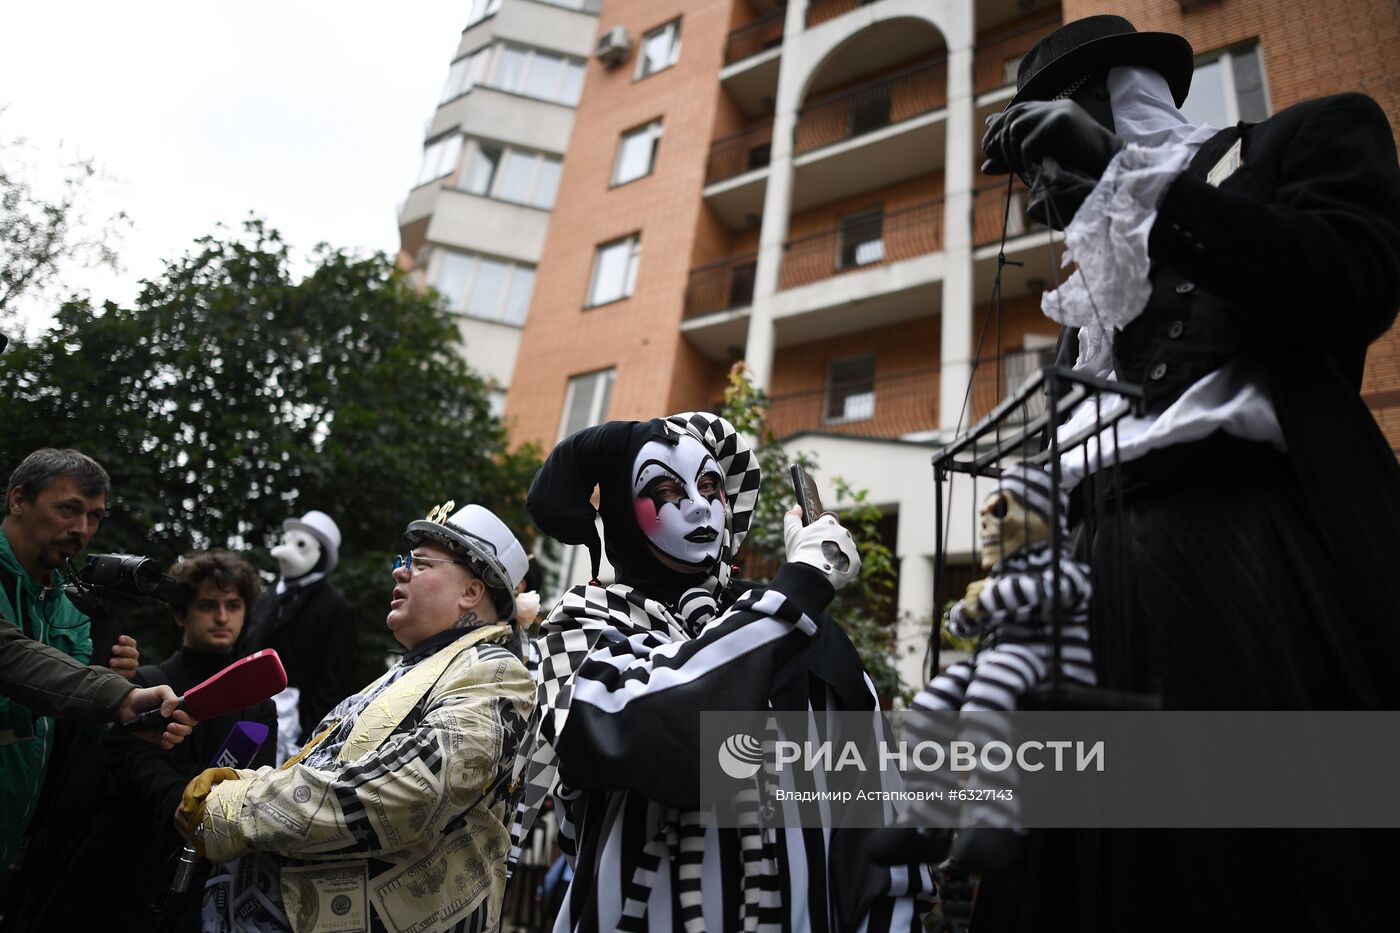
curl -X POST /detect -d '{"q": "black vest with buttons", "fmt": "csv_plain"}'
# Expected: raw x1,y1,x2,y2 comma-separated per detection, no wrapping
1112,127,1248,414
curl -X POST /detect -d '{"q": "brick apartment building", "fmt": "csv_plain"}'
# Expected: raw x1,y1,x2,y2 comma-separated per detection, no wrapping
403,0,1400,690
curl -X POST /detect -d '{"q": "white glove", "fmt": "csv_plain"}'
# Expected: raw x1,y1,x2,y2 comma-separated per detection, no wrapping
783,507,861,591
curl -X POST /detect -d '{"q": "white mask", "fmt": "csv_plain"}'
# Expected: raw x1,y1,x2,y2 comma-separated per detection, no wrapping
632,435,725,569
272,528,322,580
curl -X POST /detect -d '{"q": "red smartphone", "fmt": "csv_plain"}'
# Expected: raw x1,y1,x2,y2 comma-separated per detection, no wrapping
789,464,825,526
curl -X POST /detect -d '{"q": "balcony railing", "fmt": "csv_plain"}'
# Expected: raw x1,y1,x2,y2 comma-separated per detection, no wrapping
780,198,943,290
972,179,1047,247
685,252,759,319
806,0,868,29
764,350,1058,441
794,58,947,155
972,13,1061,97
706,123,774,185
724,9,785,65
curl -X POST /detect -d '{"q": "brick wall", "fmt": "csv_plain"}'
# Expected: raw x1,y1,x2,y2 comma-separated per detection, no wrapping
503,0,733,450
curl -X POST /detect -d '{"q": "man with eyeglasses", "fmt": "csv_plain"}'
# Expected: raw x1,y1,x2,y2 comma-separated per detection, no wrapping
188,502,537,933
0,447,150,880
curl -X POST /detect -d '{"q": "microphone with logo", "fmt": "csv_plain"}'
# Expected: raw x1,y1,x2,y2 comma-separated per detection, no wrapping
159,719,271,932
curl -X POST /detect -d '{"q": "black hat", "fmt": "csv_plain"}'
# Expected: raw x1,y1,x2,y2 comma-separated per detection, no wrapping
1011,15,1194,108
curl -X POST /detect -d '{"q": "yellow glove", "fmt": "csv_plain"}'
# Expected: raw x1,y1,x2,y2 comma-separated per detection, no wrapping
180,767,240,835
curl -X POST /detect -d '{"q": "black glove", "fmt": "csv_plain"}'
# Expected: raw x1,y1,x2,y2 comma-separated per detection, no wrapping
981,100,1123,183
1024,155,1100,230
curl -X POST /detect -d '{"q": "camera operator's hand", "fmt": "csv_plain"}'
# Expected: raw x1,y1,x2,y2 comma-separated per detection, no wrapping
981,100,1123,182
784,507,861,591
108,634,140,679
115,684,196,749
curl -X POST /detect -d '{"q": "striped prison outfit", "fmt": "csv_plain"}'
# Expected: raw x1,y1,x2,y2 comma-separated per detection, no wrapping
901,543,1093,830
200,624,535,933
515,564,934,933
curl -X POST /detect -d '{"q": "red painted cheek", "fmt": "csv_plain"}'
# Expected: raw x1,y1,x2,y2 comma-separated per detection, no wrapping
635,497,659,528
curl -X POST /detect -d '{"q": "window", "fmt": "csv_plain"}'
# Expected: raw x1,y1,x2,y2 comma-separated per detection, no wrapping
491,45,586,105
636,19,681,79
1002,54,1024,86
559,368,616,440
613,120,663,185
837,208,885,269
431,250,537,325
415,135,463,187
464,143,562,208
441,46,493,103
587,235,640,306
1180,43,1269,129
488,389,507,420
849,84,892,136
466,0,502,28
1005,334,1057,419
825,355,876,423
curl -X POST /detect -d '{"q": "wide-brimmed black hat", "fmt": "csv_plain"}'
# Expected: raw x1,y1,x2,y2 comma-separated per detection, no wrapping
1011,14,1194,107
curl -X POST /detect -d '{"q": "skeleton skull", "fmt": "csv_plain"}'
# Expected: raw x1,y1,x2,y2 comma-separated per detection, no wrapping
978,488,1050,570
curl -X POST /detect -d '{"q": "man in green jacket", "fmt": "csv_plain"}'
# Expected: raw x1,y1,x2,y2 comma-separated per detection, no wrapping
0,448,144,874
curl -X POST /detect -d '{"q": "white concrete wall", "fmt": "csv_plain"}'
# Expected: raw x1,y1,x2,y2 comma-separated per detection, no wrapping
431,87,576,151
425,190,550,264
454,316,524,389
459,1,599,60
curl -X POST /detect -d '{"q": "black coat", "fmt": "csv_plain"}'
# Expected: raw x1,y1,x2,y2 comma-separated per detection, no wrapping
991,93,1400,933
241,577,356,743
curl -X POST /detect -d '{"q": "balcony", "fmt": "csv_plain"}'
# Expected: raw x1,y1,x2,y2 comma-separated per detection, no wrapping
794,59,946,156
780,198,943,290
706,122,773,185
684,252,758,319
973,12,1060,98
971,178,1042,248
765,351,1057,442
725,9,785,65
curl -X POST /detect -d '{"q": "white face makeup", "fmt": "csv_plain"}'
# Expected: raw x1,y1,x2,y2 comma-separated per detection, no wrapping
632,435,726,569
272,528,322,579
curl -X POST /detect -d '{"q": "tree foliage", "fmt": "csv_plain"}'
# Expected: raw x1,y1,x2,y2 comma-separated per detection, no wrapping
0,127,128,327
0,219,539,683
721,363,907,704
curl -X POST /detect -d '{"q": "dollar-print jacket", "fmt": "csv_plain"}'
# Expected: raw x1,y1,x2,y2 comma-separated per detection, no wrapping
201,623,535,933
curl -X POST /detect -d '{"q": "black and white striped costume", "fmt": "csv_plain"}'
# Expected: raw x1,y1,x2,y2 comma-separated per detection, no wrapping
515,412,933,932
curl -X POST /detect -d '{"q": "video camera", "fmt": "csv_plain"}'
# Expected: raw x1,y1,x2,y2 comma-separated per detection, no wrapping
64,553,177,618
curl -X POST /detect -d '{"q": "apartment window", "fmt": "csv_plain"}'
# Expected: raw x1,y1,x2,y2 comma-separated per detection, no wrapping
464,144,562,208
559,368,616,440
587,235,640,306
1005,334,1057,419
432,250,537,325
492,45,586,105
466,0,502,28
636,19,682,79
613,120,663,185
825,355,876,423
1002,54,1025,86
837,208,885,269
441,46,493,103
1181,43,1269,130
415,134,463,187
850,84,893,136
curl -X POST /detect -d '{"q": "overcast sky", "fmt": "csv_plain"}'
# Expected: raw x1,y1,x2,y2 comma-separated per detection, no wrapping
1,1,466,333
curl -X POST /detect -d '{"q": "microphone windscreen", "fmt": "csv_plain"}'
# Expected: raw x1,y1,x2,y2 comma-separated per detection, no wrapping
183,650,288,720
208,720,270,769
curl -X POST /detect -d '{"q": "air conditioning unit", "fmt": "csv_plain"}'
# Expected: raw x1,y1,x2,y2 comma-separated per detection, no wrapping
595,26,632,68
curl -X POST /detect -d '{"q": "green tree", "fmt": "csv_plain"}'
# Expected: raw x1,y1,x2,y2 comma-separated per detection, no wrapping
721,363,907,704
0,126,128,327
0,219,539,684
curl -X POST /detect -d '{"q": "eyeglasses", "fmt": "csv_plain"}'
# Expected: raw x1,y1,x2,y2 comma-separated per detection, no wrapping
392,553,468,575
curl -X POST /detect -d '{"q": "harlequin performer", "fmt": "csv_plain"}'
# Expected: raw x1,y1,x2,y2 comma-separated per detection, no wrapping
514,411,934,932
974,14,1400,932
